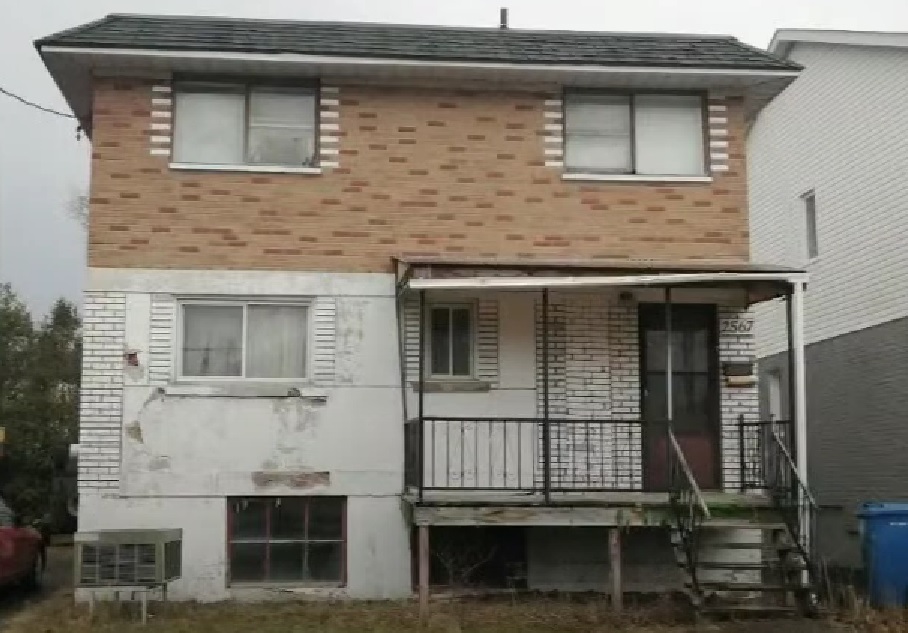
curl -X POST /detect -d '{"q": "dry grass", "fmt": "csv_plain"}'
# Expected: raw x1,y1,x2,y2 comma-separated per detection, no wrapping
10,589,903,633
2,591,701,633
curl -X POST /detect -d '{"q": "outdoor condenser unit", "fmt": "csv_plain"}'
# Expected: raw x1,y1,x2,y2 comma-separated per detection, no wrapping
74,529,182,588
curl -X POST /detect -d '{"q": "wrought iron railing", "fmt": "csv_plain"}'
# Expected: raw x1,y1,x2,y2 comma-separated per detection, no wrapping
667,424,711,599
404,417,644,496
764,419,819,599
738,417,793,491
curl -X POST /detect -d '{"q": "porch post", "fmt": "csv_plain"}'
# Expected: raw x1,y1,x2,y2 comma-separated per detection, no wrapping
542,288,551,503
609,528,623,611
418,524,430,622
418,290,426,502
664,287,673,424
790,282,808,482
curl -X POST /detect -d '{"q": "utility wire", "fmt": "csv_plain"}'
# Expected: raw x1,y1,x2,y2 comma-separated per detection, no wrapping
0,85,75,119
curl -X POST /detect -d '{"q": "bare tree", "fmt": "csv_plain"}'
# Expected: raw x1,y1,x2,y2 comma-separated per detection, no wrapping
68,191,89,228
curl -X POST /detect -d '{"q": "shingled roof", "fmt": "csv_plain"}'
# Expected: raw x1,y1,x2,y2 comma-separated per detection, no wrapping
36,14,798,71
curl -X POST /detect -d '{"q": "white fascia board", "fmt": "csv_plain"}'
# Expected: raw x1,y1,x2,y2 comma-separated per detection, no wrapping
407,272,809,291
39,45,801,82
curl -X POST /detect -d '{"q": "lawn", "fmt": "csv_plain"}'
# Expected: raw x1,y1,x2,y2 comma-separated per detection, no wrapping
6,590,894,633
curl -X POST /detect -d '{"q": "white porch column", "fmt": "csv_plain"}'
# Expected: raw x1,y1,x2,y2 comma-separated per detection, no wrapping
791,281,808,482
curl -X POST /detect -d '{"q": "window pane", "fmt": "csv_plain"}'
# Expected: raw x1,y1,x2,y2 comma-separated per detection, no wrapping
307,498,344,540
246,305,307,378
173,90,245,164
248,90,316,166
231,499,268,539
634,94,704,176
269,543,305,582
306,543,343,582
451,308,472,376
430,308,451,375
182,305,243,377
230,543,266,583
271,498,306,540
565,95,631,172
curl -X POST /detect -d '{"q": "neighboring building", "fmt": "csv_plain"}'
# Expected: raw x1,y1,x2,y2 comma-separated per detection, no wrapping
38,14,815,612
750,29,908,569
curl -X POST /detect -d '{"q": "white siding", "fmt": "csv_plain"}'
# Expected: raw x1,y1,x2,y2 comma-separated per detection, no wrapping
750,42,908,357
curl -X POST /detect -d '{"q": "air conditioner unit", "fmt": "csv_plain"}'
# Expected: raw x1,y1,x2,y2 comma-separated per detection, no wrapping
74,529,182,588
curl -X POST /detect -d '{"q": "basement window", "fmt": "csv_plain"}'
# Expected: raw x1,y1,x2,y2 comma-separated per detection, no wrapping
178,301,309,380
564,92,706,176
228,497,345,585
172,82,317,168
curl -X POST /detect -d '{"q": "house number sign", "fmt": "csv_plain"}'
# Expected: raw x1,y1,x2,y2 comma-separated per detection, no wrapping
719,318,754,334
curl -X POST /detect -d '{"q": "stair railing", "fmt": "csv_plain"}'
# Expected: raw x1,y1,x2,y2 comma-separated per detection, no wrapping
667,424,711,599
765,420,819,597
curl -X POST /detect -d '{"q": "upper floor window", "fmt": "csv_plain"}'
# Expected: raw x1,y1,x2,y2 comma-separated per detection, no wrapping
179,301,309,380
564,93,706,176
802,190,819,259
429,305,474,378
173,82,317,168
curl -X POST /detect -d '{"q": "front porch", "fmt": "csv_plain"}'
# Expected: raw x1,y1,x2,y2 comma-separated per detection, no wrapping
395,258,816,616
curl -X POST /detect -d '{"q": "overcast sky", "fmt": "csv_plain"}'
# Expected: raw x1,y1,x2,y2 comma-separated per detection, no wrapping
2,0,907,315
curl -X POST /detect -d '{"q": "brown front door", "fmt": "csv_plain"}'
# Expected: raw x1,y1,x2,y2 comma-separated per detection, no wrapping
640,304,720,490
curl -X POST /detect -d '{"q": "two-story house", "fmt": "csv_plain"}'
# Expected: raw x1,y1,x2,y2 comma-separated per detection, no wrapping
751,29,908,573
38,14,816,615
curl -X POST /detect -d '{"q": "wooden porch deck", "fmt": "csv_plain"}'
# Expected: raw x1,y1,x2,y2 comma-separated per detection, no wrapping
405,489,771,526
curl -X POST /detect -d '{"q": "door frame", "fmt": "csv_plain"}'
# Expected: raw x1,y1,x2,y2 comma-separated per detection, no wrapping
638,302,722,491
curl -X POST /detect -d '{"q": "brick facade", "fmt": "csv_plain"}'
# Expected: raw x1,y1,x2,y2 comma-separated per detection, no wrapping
79,291,126,491
88,78,749,271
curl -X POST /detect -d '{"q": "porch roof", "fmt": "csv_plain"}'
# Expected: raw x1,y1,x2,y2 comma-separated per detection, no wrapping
395,257,807,302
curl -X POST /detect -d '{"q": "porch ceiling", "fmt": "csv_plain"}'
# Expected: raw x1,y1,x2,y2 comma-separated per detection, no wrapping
395,257,807,304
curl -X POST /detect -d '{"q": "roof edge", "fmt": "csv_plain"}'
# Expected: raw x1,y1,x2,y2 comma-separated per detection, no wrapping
769,28,908,58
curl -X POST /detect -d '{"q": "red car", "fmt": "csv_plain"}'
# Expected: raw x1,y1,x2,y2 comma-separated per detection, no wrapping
0,498,44,590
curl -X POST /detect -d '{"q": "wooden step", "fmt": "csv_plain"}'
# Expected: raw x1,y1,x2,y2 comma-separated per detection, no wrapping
700,603,800,617
694,581,795,592
696,561,808,571
700,519,787,530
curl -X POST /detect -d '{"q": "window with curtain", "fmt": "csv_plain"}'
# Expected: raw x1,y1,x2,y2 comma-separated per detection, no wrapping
228,497,345,585
180,302,308,379
564,92,705,176
173,82,317,167
429,305,473,378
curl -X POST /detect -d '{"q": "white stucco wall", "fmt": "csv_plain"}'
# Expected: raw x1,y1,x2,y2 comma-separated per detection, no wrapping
79,268,411,600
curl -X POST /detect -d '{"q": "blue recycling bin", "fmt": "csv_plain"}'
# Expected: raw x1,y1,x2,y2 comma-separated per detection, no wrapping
858,502,908,607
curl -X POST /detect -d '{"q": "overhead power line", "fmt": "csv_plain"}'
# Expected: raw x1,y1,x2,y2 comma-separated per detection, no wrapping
0,85,76,119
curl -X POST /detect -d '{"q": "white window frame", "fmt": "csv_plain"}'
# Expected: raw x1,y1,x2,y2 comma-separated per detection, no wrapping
175,298,312,382
802,189,819,260
171,80,319,170
426,303,477,380
563,91,708,177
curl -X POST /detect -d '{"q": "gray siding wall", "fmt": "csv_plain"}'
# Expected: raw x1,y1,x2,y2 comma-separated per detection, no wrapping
760,316,908,567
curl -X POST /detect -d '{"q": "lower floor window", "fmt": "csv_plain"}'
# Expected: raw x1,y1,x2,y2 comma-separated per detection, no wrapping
228,497,345,585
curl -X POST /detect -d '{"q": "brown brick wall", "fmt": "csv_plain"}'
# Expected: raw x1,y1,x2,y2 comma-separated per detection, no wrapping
88,78,750,271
